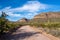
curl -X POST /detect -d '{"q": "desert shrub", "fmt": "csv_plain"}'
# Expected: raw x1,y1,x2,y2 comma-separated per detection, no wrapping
0,12,20,34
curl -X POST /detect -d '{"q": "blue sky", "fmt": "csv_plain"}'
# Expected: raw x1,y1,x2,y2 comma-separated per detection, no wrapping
0,0,60,21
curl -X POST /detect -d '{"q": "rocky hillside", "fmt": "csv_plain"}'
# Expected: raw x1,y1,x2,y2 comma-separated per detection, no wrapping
31,12,60,22
34,12,60,19
17,12,60,23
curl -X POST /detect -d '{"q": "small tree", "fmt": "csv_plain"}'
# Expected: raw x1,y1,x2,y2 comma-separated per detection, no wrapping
0,12,8,34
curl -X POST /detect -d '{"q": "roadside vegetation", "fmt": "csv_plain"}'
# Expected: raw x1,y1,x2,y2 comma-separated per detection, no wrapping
18,21,60,38
0,12,60,39
0,12,20,40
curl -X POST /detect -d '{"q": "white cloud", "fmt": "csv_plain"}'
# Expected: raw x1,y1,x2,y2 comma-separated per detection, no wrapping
0,1,47,15
0,1,48,21
6,12,21,17
27,12,38,16
9,1,47,12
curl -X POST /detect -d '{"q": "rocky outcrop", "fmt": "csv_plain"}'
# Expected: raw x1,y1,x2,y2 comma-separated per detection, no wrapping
18,18,28,22
34,12,60,19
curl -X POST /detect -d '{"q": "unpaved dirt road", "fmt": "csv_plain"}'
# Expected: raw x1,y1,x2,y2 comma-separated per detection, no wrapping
6,25,60,40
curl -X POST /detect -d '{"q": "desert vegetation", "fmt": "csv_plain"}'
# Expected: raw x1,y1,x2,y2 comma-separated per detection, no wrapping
28,22,60,38
17,12,60,38
0,12,60,39
0,12,20,40
17,21,60,38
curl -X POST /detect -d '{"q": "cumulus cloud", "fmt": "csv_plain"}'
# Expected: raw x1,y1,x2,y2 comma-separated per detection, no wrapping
6,12,21,17
9,1,47,12
0,1,49,21
20,1,47,12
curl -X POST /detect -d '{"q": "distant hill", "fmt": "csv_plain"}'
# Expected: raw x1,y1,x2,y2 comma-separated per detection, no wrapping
31,12,60,22
18,18,28,22
34,12,60,19
17,12,60,23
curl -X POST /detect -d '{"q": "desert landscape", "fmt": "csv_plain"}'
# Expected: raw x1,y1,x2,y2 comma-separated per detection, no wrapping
0,0,60,40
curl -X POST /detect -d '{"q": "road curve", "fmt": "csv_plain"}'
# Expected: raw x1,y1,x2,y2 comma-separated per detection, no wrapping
7,25,60,40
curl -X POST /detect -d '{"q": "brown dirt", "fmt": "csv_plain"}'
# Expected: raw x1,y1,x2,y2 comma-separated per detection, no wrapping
6,25,60,40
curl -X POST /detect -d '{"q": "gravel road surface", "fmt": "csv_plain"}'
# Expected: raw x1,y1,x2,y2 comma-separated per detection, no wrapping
6,25,60,40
